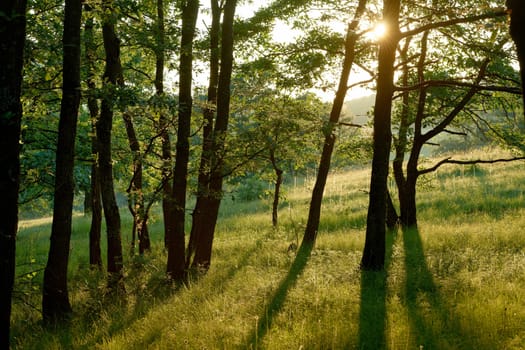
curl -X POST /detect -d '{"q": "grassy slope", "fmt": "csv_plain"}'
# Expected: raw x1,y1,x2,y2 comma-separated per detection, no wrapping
10,148,525,349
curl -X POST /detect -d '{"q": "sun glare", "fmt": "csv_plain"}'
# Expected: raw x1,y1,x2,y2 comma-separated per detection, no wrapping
367,22,387,41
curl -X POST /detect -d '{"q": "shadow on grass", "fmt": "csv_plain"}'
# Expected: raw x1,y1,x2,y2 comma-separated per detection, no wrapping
402,227,476,349
247,242,314,349
357,228,396,349
76,241,262,349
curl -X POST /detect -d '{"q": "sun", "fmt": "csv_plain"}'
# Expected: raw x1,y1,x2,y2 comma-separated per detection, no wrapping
367,22,387,41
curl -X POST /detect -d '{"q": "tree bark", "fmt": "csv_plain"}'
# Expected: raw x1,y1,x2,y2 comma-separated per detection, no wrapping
84,5,103,269
394,32,426,229
385,189,399,230
302,0,367,246
361,0,401,271
42,0,82,323
190,0,237,271
186,0,220,268
0,0,26,346
506,0,525,118
166,0,199,281
123,111,150,254
88,132,103,268
270,149,283,227
392,38,410,227
99,0,124,291
154,0,175,250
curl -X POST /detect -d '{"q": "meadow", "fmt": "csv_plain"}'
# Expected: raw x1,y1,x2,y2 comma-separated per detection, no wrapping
10,148,525,349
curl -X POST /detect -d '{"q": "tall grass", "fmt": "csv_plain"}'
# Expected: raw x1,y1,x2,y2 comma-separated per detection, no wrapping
10,147,525,349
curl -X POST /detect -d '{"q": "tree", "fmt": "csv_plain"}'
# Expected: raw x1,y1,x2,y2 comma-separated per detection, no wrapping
166,0,199,281
122,109,151,255
153,0,176,250
392,16,518,228
361,1,510,269
0,0,27,346
186,0,220,267
302,0,368,246
386,3,515,229
229,90,325,227
361,0,400,271
99,0,125,291
84,4,103,269
42,0,82,323
187,0,237,271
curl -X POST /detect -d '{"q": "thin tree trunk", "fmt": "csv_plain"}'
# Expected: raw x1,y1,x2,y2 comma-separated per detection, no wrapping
270,149,283,227
84,3,103,269
122,111,150,254
166,0,199,281
89,135,103,268
154,0,175,250
392,38,410,227
190,0,237,271
361,0,401,271
186,0,220,269
100,0,124,292
0,0,26,346
42,0,82,323
302,0,367,246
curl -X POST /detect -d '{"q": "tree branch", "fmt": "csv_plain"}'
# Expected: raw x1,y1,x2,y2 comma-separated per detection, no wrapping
418,156,525,176
400,9,507,39
395,80,521,94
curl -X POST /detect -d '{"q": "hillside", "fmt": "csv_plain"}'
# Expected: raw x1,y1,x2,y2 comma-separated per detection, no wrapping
11,148,525,349
342,94,375,126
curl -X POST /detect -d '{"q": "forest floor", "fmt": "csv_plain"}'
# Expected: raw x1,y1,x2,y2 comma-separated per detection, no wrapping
11,147,525,349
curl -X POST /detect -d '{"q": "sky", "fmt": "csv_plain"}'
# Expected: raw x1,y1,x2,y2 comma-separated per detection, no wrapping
185,2,376,102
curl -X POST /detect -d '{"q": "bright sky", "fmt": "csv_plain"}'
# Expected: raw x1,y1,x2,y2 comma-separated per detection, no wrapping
189,2,377,102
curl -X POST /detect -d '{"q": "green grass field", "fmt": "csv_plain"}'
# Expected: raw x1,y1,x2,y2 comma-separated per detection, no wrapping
10,148,525,349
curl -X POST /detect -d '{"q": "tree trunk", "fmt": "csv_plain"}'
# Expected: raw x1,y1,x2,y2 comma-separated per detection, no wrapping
166,0,199,281
385,190,398,230
89,140,103,268
190,195,221,270
186,0,220,269
84,5,103,269
392,38,410,228
100,0,124,292
398,175,418,228
507,0,525,117
122,111,150,254
361,0,401,271
270,149,283,227
190,0,237,271
42,0,82,323
302,0,367,246
153,0,175,250
0,0,26,346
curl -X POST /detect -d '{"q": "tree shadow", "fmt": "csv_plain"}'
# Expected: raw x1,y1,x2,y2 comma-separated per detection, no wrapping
246,242,314,349
357,228,396,349
402,226,474,349
76,241,262,349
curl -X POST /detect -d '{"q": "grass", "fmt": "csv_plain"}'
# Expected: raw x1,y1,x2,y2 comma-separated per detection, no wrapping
10,147,525,349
